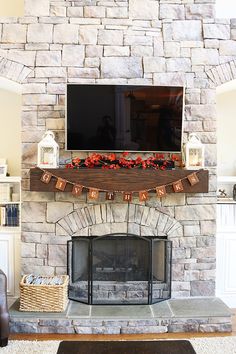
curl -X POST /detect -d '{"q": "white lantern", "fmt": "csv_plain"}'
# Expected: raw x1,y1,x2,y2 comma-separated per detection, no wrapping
185,133,204,170
37,131,59,168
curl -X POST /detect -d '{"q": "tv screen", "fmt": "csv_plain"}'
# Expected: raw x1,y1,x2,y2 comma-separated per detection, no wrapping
66,85,184,152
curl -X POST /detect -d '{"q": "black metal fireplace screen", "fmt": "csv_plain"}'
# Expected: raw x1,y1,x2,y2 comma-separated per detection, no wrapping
67,233,172,305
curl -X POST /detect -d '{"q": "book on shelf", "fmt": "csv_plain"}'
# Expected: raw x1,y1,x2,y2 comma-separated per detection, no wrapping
0,204,19,227
0,206,6,226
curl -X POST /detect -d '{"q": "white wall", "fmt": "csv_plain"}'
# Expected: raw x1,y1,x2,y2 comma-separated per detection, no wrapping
217,82,236,176
0,87,21,176
0,0,24,16
216,0,236,18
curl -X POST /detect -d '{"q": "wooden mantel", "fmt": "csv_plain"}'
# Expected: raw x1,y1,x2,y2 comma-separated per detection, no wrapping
30,167,209,193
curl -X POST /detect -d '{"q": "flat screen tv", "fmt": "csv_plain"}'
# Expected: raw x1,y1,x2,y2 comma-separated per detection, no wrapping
66,84,184,152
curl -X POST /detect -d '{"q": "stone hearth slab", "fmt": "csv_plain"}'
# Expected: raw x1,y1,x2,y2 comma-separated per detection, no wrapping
151,300,173,317
91,305,152,319
67,301,90,318
168,297,232,318
9,297,232,334
10,299,68,318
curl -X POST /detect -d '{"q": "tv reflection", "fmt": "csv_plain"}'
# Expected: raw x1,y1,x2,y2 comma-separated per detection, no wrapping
88,115,116,150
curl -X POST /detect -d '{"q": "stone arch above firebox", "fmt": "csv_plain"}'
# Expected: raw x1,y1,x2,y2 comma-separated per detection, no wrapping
206,59,236,87
0,56,32,84
56,203,183,239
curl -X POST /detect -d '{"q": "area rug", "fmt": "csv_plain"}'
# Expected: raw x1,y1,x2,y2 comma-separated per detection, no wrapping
1,337,236,354
57,340,196,354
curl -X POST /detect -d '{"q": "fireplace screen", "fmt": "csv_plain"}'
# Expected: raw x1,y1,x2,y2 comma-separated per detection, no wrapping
67,234,172,305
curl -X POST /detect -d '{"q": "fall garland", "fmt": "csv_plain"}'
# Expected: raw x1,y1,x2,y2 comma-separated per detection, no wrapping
66,152,179,170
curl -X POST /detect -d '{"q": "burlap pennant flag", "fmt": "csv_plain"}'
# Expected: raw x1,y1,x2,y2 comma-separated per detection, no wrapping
156,186,166,198
123,192,132,202
72,184,83,196
172,180,184,193
139,191,148,201
187,172,199,186
106,192,115,200
40,171,52,184
55,178,67,191
88,188,99,200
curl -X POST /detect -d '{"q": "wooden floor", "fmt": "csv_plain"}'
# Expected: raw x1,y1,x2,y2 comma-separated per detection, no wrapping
10,309,236,341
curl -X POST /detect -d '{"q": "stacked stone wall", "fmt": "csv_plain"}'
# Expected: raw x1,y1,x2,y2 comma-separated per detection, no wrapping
1,0,236,297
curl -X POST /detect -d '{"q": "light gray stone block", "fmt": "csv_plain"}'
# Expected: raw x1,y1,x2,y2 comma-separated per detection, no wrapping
172,21,202,41
48,244,67,266
79,28,98,45
186,4,215,19
22,202,46,223
21,242,36,258
204,24,230,40
98,30,123,45
143,57,166,73
68,67,99,79
2,24,27,43
160,5,185,20
121,326,167,334
219,40,236,55
107,7,128,19
25,0,50,16
67,7,83,18
47,202,73,223
164,42,181,58
175,205,215,220
84,6,105,18
166,58,191,72
101,57,142,78
192,48,219,65
27,24,53,43
104,46,129,57
8,50,36,67
86,45,103,58
153,73,184,86
36,51,61,67
129,0,159,20
199,323,232,332
190,281,215,296
54,24,79,44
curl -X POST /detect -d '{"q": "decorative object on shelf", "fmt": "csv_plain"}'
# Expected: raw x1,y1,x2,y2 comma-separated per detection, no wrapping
184,133,205,170
66,152,178,170
37,130,59,169
0,159,7,178
233,185,236,201
0,165,7,177
218,189,227,198
37,166,204,202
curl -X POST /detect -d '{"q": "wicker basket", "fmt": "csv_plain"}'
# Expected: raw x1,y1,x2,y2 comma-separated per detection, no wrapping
19,275,69,312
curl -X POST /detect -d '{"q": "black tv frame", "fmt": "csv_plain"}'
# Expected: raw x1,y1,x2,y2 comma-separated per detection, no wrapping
65,84,185,153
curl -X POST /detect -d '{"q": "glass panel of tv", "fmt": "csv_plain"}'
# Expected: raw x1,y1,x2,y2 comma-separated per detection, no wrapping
66,84,184,152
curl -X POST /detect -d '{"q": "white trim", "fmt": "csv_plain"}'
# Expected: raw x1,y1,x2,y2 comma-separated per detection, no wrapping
217,176,236,183
0,176,21,183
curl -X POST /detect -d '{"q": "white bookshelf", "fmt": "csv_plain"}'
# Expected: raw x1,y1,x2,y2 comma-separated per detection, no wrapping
0,176,21,296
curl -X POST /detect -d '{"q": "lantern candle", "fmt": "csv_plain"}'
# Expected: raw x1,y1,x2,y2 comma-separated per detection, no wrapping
37,131,59,169
185,134,204,170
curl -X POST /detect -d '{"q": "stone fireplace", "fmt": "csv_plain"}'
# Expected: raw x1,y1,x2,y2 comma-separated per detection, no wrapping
1,0,236,334
68,233,172,305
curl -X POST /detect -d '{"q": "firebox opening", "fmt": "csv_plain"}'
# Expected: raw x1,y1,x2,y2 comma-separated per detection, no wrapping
67,233,172,305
